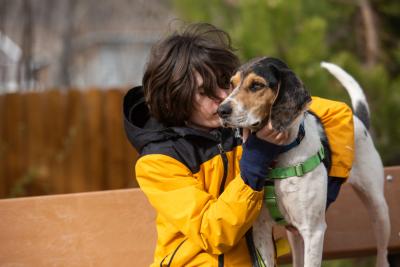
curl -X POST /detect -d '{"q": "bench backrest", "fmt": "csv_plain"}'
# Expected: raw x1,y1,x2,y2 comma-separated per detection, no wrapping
0,167,399,266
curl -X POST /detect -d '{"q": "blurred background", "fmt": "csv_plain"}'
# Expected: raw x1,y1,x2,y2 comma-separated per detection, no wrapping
0,0,399,265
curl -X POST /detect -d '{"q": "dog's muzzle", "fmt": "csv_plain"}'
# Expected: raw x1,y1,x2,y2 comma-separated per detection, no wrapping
218,101,263,129
217,103,233,119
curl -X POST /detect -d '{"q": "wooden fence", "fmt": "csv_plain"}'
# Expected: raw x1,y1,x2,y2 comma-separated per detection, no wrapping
0,89,138,198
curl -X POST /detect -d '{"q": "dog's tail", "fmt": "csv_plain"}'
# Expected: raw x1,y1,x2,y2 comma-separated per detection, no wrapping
321,62,370,130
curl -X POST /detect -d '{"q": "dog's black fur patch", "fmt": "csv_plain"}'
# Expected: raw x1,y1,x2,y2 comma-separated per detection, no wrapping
354,101,370,130
254,58,312,131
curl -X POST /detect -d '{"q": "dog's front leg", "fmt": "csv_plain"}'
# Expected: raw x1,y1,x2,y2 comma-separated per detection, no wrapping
253,206,275,267
298,224,326,267
277,168,327,267
287,228,304,267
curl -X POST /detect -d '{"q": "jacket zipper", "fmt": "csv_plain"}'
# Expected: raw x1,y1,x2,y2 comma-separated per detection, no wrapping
160,239,187,267
245,229,262,267
161,144,228,267
217,143,228,267
218,143,228,195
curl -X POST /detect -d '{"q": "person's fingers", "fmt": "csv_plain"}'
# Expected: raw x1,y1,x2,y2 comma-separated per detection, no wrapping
257,122,278,138
242,128,250,143
255,121,291,145
276,132,288,145
265,122,276,137
257,130,282,143
266,121,275,132
256,129,275,140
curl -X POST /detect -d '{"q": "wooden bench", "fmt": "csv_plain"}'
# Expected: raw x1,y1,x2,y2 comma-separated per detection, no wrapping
0,167,399,266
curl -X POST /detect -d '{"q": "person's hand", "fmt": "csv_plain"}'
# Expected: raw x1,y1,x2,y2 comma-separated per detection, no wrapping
243,121,290,145
240,121,289,191
256,121,289,145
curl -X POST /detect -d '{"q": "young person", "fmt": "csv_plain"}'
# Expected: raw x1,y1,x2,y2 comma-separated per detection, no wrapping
123,23,353,266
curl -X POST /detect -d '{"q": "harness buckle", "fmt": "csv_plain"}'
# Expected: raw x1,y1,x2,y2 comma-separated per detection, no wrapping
294,163,304,176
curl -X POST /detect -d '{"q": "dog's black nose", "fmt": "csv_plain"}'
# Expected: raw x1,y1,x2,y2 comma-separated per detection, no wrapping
217,103,232,118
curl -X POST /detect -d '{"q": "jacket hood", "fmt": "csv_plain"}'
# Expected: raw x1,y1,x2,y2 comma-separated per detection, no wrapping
123,86,223,153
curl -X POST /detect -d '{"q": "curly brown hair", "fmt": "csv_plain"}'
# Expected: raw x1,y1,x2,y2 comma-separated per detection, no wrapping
142,23,240,126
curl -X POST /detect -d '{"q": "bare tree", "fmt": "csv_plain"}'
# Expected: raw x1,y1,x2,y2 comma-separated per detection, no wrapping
59,0,77,88
0,0,8,85
17,0,34,89
1,0,174,90
358,0,380,67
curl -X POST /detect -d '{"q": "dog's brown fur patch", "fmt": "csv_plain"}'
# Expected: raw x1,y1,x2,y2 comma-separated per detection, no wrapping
230,71,241,88
235,72,277,121
220,57,312,131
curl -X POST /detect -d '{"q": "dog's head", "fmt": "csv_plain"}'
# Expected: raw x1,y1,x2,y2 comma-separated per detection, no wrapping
218,57,311,131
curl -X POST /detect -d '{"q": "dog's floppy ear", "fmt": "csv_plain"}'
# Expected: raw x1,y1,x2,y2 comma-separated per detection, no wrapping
269,65,311,131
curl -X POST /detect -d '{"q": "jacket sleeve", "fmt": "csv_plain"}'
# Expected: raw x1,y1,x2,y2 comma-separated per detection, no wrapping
309,96,355,178
135,153,264,254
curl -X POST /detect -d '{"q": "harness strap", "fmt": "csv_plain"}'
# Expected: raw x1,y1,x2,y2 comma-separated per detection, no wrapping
255,248,267,267
267,146,325,179
264,146,325,225
264,181,287,225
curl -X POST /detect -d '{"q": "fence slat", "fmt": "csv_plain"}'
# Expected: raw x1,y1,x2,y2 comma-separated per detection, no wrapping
83,89,105,191
0,95,6,196
64,90,86,193
103,89,128,189
42,90,67,194
2,93,25,197
24,92,50,196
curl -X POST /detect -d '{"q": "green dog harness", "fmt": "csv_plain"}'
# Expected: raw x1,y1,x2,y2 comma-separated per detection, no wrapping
264,146,325,225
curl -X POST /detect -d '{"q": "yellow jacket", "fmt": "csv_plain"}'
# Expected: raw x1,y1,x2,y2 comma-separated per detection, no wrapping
310,97,354,178
123,87,354,266
124,86,263,266
136,150,262,266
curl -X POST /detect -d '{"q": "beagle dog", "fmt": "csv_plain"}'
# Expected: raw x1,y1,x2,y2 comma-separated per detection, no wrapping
218,57,390,267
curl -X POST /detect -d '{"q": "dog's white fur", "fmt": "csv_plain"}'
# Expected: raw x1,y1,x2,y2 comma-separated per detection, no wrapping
253,113,329,267
225,62,390,267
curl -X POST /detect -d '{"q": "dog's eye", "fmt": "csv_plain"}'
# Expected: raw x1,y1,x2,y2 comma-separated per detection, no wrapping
250,82,265,91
